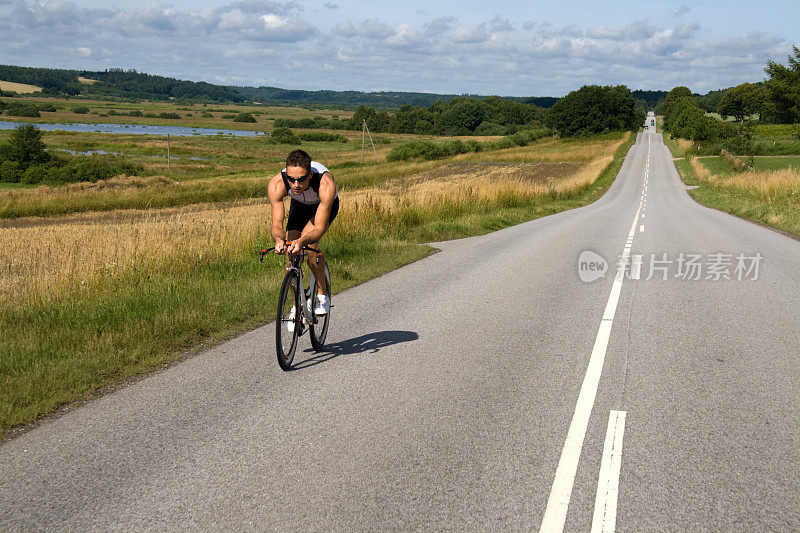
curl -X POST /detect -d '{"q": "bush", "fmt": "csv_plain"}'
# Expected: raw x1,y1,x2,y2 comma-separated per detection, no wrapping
128,110,143,117
0,160,23,183
268,127,301,144
386,139,480,161
144,113,158,118
474,121,508,136
386,127,552,161
1,124,49,168
233,112,257,123
6,104,40,117
73,106,90,114
221,114,237,120
297,132,347,142
18,155,145,184
37,103,57,112
413,120,434,135
201,112,213,118
272,118,297,128
158,112,180,119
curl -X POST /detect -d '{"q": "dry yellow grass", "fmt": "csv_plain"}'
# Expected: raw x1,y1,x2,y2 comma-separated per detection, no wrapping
717,167,800,198
690,156,800,199
689,157,712,179
676,139,694,153
1,134,625,307
0,198,271,305
77,77,100,84
0,80,42,93
346,157,612,210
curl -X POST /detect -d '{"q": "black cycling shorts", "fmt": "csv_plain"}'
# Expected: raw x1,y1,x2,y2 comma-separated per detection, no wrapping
286,197,340,233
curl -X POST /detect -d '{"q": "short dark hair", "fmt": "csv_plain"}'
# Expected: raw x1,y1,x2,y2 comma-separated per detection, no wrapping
286,149,311,171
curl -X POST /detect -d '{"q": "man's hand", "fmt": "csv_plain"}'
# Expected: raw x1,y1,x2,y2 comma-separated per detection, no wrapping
274,238,286,254
288,239,303,255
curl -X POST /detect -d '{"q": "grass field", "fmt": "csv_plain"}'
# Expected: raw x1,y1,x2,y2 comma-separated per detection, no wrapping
695,156,800,176
0,81,42,93
670,150,800,239
1,95,352,131
0,127,634,435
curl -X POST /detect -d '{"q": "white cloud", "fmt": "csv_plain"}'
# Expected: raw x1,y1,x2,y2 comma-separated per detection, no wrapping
261,13,288,29
487,16,513,33
0,1,793,96
452,25,489,44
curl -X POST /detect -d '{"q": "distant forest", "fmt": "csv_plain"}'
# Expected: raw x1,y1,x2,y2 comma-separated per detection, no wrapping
233,85,560,109
1,64,736,115
0,65,245,102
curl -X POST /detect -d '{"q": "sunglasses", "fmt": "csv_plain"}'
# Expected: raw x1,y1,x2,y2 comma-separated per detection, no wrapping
282,169,311,184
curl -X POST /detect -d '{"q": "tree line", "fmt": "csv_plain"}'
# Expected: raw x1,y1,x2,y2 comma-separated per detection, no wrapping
273,86,640,137
660,46,800,151
0,65,245,102
661,46,800,130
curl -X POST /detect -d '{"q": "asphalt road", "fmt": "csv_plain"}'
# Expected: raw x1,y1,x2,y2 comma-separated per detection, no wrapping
2,116,798,531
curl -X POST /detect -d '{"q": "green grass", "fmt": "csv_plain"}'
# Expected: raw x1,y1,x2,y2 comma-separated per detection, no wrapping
755,124,799,138
698,156,800,176
676,158,800,238
663,134,687,158
0,237,429,431
0,132,636,435
1,95,354,131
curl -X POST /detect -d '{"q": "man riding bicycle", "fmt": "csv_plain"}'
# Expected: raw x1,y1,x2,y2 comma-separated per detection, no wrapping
269,149,339,316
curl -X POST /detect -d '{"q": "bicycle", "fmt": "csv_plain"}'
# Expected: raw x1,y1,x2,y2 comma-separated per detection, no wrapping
260,242,331,370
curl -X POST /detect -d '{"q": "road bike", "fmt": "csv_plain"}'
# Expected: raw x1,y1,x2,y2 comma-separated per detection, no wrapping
260,242,331,370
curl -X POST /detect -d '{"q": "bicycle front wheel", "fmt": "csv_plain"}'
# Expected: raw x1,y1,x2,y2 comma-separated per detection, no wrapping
276,271,300,370
309,264,331,351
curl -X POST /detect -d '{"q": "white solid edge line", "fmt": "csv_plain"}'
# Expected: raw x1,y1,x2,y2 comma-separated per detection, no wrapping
590,410,627,533
539,196,642,532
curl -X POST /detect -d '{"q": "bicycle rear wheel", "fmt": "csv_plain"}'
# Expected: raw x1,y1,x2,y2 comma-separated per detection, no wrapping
276,271,300,370
309,264,331,351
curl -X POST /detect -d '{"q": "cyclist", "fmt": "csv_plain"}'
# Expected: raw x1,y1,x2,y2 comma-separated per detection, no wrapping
268,149,339,316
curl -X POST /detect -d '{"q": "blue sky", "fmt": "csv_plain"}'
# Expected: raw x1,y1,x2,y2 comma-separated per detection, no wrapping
1,0,797,97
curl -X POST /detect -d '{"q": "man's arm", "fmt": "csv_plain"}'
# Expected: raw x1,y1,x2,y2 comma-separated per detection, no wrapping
267,173,287,252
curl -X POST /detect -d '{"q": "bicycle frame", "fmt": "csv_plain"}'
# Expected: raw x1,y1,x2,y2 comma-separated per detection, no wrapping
287,250,320,333
261,245,323,334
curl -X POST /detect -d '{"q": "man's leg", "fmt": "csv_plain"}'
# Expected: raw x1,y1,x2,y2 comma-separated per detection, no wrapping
299,219,330,296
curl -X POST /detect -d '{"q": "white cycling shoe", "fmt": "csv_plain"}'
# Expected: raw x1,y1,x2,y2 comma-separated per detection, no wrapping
286,306,296,333
314,295,330,316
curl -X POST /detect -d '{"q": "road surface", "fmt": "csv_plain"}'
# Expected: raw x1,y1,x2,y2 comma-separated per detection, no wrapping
2,114,798,531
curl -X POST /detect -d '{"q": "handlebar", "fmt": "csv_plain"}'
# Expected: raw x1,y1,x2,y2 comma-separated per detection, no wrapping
259,241,323,262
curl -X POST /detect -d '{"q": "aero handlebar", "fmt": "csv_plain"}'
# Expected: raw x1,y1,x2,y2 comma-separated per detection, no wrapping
259,241,323,262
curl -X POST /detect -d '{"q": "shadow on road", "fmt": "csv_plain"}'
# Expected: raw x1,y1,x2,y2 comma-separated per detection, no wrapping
290,330,419,370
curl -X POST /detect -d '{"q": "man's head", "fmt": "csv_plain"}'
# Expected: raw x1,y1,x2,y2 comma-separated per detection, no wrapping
286,149,311,172
284,149,313,194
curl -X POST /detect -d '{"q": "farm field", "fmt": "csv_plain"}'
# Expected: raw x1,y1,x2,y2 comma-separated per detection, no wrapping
0,107,633,435
0,81,42,94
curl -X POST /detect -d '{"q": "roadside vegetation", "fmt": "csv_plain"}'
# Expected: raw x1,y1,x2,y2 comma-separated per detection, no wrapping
0,123,634,434
673,155,799,238
662,47,800,239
